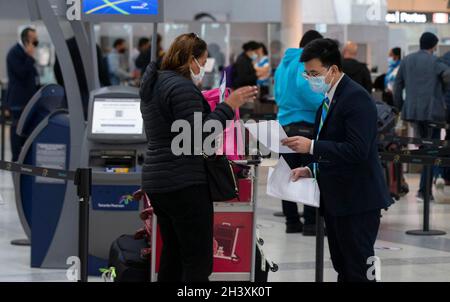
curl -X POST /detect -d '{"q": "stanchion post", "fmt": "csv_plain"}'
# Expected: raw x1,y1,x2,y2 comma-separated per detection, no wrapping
406,126,446,236
315,209,324,282
74,168,92,283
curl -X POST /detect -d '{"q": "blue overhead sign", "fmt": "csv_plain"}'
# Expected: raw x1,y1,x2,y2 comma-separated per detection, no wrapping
83,0,158,16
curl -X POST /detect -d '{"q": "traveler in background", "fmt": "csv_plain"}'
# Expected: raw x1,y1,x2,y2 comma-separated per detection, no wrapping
208,43,226,71
283,38,392,282
274,30,324,235
383,47,402,106
107,38,132,85
140,33,258,282
254,43,271,96
232,41,260,89
394,32,450,201
6,27,40,162
135,34,165,74
342,41,373,94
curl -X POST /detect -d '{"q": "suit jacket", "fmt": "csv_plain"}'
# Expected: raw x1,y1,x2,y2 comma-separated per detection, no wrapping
394,50,450,123
310,75,392,217
6,43,39,112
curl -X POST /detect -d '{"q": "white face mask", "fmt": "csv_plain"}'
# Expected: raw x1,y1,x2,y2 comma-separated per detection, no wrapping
190,58,206,85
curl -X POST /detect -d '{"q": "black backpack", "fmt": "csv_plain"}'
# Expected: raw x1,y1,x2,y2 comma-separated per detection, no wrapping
375,99,397,134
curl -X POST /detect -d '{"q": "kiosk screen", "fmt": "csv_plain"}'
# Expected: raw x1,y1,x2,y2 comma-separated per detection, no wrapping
91,98,143,135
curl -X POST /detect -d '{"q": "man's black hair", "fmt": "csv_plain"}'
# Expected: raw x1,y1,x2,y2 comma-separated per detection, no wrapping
299,30,323,48
392,47,402,59
113,38,126,48
21,27,36,44
300,38,343,71
138,37,150,49
243,41,261,52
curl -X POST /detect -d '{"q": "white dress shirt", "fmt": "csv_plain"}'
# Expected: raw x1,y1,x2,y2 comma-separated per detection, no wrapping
309,73,345,155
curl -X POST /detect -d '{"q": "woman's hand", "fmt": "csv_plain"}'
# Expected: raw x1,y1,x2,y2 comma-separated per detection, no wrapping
225,86,259,110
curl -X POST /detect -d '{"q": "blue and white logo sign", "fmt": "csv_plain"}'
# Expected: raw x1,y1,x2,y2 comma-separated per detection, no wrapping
83,0,159,16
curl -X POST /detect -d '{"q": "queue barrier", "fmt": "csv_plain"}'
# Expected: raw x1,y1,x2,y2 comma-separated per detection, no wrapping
379,130,449,236
0,160,91,282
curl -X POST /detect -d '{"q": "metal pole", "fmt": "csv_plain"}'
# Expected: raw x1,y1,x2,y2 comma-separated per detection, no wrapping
75,168,92,282
406,126,446,236
1,85,5,162
250,163,259,282
151,23,158,63
423,165,432,232
315,209,324,282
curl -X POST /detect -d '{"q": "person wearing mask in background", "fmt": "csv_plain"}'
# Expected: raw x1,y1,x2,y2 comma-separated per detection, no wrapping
6,27,40,162
135,34,164,74
207,43,226,72
107,38,132,85
394,32,450,202
383,47,402,106
140,33,258,282
274,30,324,235
282,39,392,282
232,41,260,89
254,43,271,97
342,41,373,94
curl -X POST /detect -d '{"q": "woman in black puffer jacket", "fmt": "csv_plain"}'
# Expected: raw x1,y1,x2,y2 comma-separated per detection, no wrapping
140,33,257,282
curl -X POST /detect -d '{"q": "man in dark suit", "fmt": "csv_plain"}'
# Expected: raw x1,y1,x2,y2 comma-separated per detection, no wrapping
282,39,392,282
6,28,40,161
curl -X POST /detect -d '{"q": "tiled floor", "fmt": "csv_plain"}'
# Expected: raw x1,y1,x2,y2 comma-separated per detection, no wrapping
1,126,450,282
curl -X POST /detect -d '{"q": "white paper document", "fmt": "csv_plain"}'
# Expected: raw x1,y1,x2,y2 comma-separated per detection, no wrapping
245,120,295,154
267,157,320,208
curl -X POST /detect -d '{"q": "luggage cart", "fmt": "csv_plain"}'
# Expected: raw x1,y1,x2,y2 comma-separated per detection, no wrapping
151,159,261,282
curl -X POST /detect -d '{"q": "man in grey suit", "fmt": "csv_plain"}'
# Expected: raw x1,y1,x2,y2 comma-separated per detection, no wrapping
394,32,450,201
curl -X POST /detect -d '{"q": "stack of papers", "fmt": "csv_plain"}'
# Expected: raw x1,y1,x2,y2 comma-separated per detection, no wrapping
244,120,295,154
267,157,320,208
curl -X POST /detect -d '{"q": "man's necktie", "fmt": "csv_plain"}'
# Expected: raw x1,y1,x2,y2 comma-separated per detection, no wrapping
314,97,331,177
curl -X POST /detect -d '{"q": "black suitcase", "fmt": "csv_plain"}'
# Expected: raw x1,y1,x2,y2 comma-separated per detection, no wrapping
108,235,150,282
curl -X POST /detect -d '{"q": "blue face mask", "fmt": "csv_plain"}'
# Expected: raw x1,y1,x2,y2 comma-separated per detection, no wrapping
308,69,333,95
388,58,396,66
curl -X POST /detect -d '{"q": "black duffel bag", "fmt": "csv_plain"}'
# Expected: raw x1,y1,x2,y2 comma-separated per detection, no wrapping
108,235,150,282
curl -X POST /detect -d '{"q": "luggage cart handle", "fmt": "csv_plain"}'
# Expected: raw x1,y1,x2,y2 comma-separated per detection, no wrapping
233,159,262,166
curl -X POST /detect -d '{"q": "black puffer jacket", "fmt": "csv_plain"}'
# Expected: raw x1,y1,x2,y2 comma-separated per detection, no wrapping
140,62,235,193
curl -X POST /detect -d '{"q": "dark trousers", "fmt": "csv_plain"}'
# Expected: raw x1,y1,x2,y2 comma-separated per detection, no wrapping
413,122,441,193
281,122,316,226
149,184,213,282
10,110,25,162
324,210,381,282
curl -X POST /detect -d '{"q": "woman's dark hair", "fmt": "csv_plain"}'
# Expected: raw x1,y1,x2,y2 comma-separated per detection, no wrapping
300,38,343,71
260,43,268,56
391,47,402,59
243,41,261,52
299,30,323,48
161,33,207,79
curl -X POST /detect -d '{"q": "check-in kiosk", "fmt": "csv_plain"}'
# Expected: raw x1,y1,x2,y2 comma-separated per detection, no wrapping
81,86,146,274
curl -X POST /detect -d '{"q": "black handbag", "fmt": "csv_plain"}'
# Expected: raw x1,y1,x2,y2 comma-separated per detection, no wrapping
203,154,239,202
